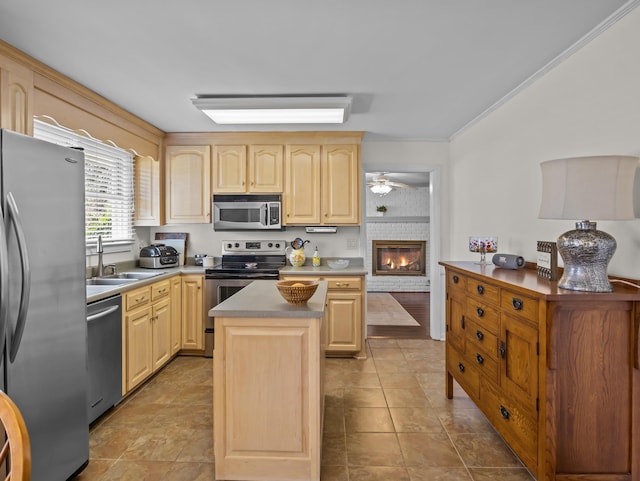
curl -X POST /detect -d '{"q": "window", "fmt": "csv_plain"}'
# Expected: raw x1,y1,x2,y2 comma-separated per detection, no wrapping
34,118,135,246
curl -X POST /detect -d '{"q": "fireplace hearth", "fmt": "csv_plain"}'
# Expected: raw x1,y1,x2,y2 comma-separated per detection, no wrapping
372,240,426,276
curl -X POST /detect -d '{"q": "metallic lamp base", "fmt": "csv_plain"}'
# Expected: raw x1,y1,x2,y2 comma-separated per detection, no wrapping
557,221,616,292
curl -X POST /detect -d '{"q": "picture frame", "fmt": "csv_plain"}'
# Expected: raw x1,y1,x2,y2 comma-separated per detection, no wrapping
536,241,558,280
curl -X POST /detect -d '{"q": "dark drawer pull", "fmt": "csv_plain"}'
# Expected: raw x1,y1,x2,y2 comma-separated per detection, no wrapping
476,330,484,341
477,285,485,295
458,362,465,372
476,307,484,317
499,340,506,359
453,275,459,284
512,298,523,310
476,353,484,364
499,405,510,420
460,315,465,329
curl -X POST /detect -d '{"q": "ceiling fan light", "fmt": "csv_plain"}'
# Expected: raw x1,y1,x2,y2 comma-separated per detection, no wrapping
370,184,393,195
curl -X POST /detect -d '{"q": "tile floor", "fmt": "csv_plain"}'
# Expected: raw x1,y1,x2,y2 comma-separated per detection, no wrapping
74,339,534,481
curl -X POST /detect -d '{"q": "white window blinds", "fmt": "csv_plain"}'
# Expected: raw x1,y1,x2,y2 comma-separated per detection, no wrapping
33,119,135,245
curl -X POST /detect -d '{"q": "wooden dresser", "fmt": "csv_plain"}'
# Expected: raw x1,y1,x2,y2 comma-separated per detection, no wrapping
440,261,640,481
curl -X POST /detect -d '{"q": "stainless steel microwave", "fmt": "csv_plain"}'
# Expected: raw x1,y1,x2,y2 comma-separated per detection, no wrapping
213,194,283,231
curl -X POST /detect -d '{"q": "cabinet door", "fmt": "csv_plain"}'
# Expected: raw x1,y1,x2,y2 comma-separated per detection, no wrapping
134,154,162,226
446,295,465,354
126,306,153,392
181,275,204,350
212,145,247,193
170,276,182,355
249,144,283,192
284,145,320,224
325,292,362,353
152,298,172,371
322,144,360,224
166,145,211,223
500,314,538,409
0,55,34,135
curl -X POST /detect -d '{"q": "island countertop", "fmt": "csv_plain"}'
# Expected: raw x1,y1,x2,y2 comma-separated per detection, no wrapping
208,279,328,318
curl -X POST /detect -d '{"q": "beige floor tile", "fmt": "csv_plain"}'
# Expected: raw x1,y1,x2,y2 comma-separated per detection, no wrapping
73,459,117,481
438,409,493,434
322,432,348,466
171,384,213,405
407,466,472,480
320,465,349,481
367,339,400,348
389,407,444,433
343,371,382,388
370,347,406,360
372,358,412,372
398,432,465,467
158,462,216,481
383,388,430,407
346,433,404,466
89,424,141,459
97,459,175,481
121,426,192,462
377,371,421,390
407,358,446,373
343,388,387,407
450,432,524,468
349,465,411,480
324,400,346,433
396,339,438,350
341,357,377,373
175,428,213,462
468,467,535,480
345,407,395,433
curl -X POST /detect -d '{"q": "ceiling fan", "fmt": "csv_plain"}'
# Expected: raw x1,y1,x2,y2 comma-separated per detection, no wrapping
367,173,413,195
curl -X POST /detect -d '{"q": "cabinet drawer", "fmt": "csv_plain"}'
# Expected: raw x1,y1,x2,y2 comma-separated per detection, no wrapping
447,271,466,295
446,345,480,398
466,346,499,384
480,378,537,472
125,286,151,311
151,280,170,301
327,277,361,290
465,298,499,334
466,279,499,305
500,290,538,322
465,318,498,360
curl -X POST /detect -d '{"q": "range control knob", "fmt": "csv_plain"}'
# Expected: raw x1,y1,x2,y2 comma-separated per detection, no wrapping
275,242,280,248
268,242,273,248
226,243,233,249
234,243,240,248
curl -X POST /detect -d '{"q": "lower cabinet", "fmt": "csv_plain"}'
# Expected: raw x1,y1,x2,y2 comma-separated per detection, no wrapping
181,274,204,350
122,278,173,394
170,276,182,354
280,274,365,358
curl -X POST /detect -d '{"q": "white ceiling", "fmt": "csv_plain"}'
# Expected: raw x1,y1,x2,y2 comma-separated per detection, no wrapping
0,0,636,140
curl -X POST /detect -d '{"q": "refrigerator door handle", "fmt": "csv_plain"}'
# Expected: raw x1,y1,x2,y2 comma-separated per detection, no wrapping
6,192,31,362
0,202,9,361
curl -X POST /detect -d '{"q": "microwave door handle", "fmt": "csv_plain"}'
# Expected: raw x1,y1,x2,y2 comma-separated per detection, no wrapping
262,203,269,226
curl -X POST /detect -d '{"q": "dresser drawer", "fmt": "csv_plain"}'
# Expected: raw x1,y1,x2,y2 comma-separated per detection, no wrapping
500,290,538,322
447,271,467,295
446,344,480,398
125,286,151,311
465,318,498,360
465,298,499,334
466,279,499,305
480,378,537,472
151,280,170,301
466,346,499,384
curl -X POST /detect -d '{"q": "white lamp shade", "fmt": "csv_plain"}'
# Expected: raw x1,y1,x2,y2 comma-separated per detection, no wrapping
538,155,639,220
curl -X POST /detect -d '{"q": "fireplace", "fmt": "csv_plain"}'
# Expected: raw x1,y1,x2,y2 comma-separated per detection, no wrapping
372,240,426,276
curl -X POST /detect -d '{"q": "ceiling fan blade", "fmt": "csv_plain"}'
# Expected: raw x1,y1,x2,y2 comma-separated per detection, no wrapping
386,181,413,189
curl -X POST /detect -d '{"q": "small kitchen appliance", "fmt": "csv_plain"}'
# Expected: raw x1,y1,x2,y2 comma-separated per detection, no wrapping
212,194,282,231
139,244,180,268
204,240,287,357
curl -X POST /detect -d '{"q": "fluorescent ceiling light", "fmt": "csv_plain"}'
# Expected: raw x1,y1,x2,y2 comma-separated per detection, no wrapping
192,96,352,125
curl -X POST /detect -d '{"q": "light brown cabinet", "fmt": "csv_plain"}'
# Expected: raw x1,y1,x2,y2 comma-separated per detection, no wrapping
165,145,211,223
441,261,640,481
170,276,182,355
283,143,360,225
280,274,365,358
181,274,204,351
0,54,33,135
134,154,162,226
212,144,283,193
122,278,173,394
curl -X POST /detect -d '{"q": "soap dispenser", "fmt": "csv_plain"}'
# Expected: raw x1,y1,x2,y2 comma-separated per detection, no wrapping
312,246,321,267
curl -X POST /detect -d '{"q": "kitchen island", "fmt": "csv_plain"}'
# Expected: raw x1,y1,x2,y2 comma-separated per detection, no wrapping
209,280,328,481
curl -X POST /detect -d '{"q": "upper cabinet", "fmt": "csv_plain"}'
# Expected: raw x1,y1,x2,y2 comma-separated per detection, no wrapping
134,154,163,226
0,54,34,135
165,145,211,224
212,144,283,193
284,143,360,225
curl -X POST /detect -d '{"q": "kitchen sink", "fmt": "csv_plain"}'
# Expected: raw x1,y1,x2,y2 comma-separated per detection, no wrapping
86,278,139,286
110,271,162,280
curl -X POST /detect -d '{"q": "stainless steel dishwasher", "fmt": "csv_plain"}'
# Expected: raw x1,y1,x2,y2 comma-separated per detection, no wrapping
87,294,122,424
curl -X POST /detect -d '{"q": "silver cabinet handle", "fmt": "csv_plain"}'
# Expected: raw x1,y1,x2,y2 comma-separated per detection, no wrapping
7,192,31,362
0,202,9,362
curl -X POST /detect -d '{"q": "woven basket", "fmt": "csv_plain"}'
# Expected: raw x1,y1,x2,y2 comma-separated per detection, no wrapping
276,280,319,305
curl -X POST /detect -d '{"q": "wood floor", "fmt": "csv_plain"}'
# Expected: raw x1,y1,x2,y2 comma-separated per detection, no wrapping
367,291,430,339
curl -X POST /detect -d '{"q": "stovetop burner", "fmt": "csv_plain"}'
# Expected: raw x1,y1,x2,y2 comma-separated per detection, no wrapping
205,240,286,279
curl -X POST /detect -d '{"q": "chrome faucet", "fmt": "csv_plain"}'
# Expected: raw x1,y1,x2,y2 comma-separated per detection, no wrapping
96,235,117,277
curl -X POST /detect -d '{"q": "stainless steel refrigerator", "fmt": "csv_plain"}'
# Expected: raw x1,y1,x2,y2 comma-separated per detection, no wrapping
0,129,89,480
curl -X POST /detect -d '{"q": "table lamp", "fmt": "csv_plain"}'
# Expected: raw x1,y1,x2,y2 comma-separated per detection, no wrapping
538,155,639,292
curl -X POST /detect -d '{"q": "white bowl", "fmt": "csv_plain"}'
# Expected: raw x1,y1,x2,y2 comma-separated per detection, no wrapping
327,259,349,270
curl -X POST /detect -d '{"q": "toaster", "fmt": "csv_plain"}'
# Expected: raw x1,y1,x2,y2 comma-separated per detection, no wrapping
139,244,179,269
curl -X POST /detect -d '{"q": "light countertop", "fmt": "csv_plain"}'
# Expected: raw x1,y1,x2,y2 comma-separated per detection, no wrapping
209,280,328,318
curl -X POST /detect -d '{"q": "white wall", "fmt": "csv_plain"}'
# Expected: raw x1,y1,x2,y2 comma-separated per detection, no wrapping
448,6,640,279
